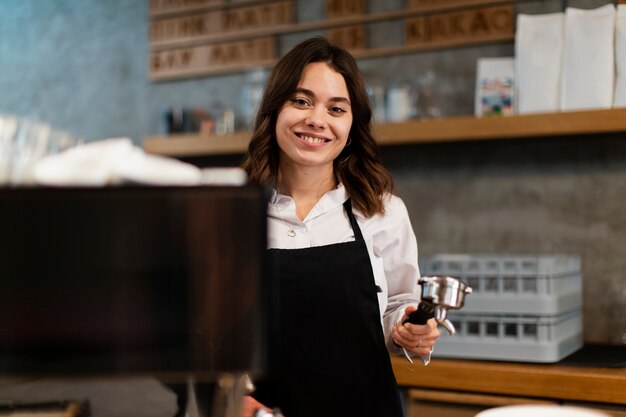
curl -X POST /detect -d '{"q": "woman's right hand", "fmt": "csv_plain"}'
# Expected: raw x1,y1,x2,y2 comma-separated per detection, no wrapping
391,305,440,357
241,395,272,417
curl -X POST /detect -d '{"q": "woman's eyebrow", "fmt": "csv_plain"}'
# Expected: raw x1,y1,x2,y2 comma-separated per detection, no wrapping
294,87,351,105
294,87,315,97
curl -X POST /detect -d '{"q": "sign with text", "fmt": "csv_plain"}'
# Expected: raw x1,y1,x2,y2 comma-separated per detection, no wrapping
406,5,514,46
327,24,366,51
325,0,365,19
325,0,366,51
150,37,275,80
150,1,293,45
147,0,516,79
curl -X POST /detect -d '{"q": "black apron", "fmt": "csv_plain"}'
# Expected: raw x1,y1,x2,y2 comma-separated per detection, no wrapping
256,199,404,417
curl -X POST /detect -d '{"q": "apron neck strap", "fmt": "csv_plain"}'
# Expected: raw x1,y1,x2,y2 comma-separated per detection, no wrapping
343,198,364,242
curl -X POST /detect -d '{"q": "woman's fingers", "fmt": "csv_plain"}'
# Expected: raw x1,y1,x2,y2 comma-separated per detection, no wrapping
392,317,440,355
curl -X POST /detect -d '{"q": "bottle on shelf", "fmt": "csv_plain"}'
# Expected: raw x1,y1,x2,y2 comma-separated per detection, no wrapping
385,79,417,122
240,68,268,130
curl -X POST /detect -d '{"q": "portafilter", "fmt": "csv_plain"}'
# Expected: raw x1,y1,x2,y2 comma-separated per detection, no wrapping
404,275,473,335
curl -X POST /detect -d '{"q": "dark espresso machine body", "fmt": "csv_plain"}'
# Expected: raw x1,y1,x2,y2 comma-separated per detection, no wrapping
0,185,273,382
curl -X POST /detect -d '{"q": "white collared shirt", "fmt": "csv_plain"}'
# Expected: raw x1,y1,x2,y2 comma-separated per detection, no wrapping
267,184,421,352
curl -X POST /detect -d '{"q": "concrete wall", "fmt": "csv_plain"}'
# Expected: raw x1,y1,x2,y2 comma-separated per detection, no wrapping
385,135,626,345
1,0,624,344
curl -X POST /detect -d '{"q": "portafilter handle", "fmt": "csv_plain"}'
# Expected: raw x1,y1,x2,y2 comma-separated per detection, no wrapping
402,302,457,335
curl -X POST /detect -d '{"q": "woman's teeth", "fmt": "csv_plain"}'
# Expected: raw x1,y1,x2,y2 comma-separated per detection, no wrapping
301,135,328,144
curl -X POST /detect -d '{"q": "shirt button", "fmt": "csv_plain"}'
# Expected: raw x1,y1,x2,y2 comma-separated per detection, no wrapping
301,227,308,233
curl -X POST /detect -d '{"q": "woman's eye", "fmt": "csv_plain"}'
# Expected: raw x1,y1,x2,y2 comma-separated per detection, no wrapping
291,97,310,106
330,106,346,114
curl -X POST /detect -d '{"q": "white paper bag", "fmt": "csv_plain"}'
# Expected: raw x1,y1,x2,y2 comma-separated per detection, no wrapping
515,12,564,114
475,57,515,117
560,4,616,111
614,5,626,108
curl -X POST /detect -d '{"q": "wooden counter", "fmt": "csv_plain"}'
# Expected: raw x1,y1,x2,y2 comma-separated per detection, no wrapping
391,356,626,406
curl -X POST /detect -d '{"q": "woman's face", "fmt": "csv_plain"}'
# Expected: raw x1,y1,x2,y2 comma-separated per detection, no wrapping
275,62,353,172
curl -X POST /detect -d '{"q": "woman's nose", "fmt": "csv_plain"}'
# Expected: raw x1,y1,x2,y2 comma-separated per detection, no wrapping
305,107,327,129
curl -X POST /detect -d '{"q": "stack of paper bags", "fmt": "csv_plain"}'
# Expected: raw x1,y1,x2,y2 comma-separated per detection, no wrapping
516,4,622,113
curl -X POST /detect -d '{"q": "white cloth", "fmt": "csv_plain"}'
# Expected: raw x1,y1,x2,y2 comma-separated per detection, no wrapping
33,137,202,186
267,184,421,354
32,137,247,187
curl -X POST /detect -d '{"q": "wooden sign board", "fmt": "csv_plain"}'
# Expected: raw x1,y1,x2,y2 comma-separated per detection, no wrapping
325,0,365,19
150,36,275,80
150,1,293,45
147,0,516,80
327,24,367,51
324,0,366,51
406,5,514,46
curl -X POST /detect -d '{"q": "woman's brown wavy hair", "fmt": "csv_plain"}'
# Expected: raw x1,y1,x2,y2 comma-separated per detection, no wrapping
241,36,394,217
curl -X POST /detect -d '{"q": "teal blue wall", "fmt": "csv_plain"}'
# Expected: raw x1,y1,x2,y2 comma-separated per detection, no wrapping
0,0,149,143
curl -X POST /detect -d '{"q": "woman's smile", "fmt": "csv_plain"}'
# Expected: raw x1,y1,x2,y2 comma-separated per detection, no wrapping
296,131,332,145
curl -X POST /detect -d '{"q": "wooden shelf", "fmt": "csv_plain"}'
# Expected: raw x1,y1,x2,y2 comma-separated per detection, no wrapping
374,107,626,144
143,108,626,157
144,130,251,157
391,356,626,406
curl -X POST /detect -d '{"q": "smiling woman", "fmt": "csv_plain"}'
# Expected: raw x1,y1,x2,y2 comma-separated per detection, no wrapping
242,36,392,218
274,61,353,217
240,37,440,417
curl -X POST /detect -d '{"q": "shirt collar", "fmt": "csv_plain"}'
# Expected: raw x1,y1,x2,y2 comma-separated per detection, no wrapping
270,183,349,221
